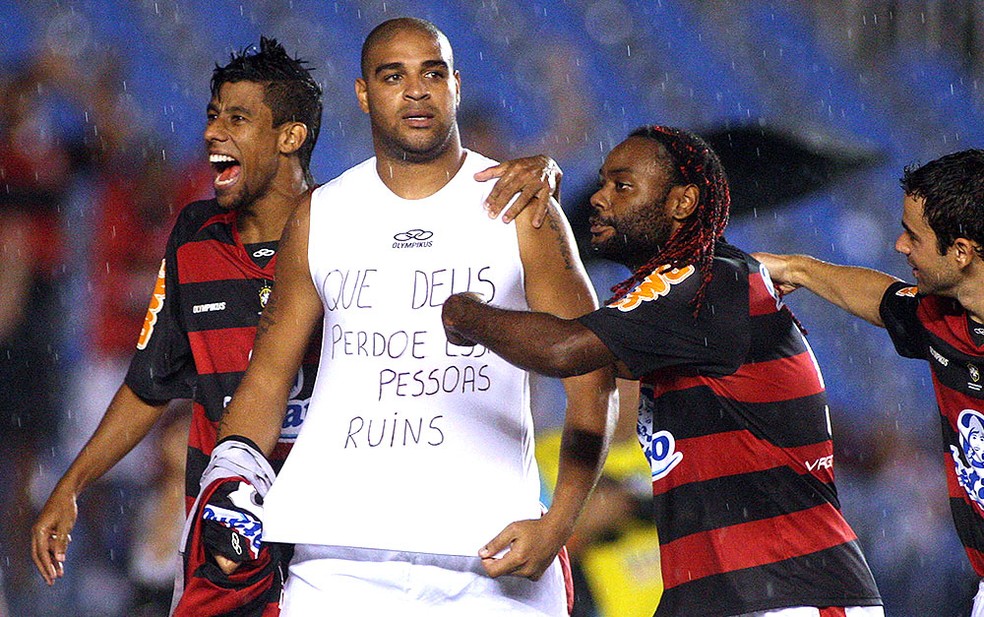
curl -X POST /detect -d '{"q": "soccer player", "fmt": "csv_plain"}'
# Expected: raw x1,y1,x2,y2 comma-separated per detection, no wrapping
754,149,984,616
31,35,565,616
442,126,884,617
186,17,615,615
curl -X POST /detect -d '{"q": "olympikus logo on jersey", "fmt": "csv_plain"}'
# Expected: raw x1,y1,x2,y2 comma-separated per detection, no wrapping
610,265,696,312
252,247,275,258
193,302,227,314
137,260,166,350
392,228,434,249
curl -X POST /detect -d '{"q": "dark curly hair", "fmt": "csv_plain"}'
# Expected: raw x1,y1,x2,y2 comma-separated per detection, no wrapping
608,125,731,315
212,36,323,185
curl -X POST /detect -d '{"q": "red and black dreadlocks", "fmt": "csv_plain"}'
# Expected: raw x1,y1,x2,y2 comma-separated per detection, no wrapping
607,125,731,316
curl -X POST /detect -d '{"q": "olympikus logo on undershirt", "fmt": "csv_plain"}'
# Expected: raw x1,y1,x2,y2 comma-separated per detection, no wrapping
392,228,434,249
193,302,227,313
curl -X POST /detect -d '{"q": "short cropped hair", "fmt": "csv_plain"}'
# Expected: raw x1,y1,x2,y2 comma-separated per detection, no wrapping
212,36,323,184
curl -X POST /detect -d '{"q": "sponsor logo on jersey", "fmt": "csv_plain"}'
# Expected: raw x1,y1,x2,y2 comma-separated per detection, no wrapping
252,247,275,258
951,409,984,510
974,326,984,336
392,228,434,249
192,301,226,314
805,455,833,471
929,345,949,367
759,262,784,310
637,386,684,481
282,367,309,441
610,265,696,312
895,286,918,297
137,260,167,350
221,366,310,442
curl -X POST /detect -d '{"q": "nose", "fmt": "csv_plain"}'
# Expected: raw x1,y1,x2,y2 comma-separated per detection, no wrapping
204,119,227,143
894,232,910,255
589,187,608,212
403,74,429,101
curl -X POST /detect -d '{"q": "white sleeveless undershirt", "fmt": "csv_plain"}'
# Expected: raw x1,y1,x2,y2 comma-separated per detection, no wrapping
263,151,542,556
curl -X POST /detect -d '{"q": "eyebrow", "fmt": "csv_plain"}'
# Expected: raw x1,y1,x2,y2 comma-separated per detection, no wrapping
207,102,253,114
373,59,449,76
601,167,634,177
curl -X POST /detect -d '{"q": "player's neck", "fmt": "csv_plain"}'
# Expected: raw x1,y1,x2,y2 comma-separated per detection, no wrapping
958,269,984,324
374,141,465,200
237,166,309,244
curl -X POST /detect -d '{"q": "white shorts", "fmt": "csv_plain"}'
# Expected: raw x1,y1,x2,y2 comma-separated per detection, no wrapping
280,544,567,616
972,578,984,617
734,606,884,617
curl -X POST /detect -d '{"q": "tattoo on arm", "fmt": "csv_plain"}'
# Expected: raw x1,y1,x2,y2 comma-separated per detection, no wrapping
255,293,280,338
545,210,574,271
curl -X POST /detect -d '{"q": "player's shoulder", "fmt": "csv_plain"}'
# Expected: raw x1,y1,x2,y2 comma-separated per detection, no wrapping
312,158,377,201
171,198,226,242
462,149,498,172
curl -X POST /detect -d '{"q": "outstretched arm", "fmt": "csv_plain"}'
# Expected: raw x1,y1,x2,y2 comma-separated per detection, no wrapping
753,252,901,327
32,384,168,585
454,199,617,580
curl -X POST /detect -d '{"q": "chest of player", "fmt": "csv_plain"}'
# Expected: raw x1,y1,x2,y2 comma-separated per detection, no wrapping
175,239,275,335
308,179,528,341
924,336,984,402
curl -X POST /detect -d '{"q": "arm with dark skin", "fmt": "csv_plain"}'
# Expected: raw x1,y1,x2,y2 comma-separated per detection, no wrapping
476,155,562,227
443,295,619,378
31,385,168,584
459,199,618,580
210,193,324,575
217,192,324,453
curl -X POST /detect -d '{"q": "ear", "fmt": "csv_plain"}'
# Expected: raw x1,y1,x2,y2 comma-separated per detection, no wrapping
667,184,700,221
279,123,309,155
454,70,461,108
952,237,982,269
355,78,370,114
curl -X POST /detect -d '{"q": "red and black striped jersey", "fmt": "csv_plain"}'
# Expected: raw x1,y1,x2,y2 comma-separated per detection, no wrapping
881,281,984,577
125,199,319,513
578,242,881,617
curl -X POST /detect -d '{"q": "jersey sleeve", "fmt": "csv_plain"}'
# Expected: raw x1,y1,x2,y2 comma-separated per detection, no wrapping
577,260,749,379
124,219,196,402
879,280,926,359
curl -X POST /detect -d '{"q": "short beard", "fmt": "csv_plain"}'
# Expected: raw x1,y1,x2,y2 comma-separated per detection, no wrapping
376,123,457,164
593,232,666,270
591,196,674,269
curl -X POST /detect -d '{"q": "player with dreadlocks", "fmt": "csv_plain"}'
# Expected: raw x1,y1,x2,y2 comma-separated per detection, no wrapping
442,125,883,617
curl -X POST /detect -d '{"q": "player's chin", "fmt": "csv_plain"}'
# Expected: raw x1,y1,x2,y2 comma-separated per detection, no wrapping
214,189,244,211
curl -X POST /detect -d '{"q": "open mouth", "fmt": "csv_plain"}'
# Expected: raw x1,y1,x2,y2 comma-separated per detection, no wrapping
589,218,614,239
210,153,242,188
402,110,435,128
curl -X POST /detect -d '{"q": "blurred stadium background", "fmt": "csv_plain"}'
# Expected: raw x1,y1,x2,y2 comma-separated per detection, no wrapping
1,1,983,615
